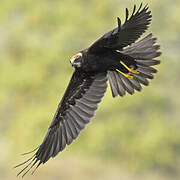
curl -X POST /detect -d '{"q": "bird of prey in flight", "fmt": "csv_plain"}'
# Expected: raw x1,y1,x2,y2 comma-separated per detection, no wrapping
15,3,161,177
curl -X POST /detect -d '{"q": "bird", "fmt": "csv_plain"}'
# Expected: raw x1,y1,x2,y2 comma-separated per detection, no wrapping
15,3,161,177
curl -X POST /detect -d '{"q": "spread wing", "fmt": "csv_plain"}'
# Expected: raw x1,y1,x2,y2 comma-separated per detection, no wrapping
15,70,107,177
89,4,152,53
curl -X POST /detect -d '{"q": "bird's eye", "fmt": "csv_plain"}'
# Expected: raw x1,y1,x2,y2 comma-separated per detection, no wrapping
73,57,82,68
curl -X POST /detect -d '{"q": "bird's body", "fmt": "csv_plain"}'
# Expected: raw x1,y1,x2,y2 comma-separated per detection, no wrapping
15,4,161,177
80,49,136,73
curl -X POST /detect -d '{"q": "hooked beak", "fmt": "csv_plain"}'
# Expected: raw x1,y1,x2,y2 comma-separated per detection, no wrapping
70,57,76,66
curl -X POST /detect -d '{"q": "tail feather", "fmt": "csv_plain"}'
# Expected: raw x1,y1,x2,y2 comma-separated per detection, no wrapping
118,73,135,95
107,71,119,97
108,33,161,97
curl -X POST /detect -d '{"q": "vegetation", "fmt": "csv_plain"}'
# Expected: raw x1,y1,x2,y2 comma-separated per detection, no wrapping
1,0,180,179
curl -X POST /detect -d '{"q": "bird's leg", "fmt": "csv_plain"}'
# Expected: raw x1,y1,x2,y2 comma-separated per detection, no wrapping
120,61,139,74
115,60,140,79
116,69,134,79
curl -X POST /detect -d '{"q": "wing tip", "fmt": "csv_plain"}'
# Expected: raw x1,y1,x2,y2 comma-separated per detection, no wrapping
117,17,121,29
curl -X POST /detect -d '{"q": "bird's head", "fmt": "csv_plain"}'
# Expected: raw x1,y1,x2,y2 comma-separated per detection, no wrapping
70,53,83,68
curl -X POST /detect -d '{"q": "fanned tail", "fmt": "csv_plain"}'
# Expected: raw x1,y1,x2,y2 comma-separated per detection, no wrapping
108,33,161,97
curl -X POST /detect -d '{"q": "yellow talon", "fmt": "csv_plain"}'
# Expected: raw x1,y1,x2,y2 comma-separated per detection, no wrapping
116,69,134,79
120,61,139,74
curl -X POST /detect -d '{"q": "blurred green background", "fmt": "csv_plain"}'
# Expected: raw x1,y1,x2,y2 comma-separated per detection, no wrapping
1,0,180,179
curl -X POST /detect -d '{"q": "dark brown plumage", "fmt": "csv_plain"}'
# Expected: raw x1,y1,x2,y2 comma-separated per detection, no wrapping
15,3,161,177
